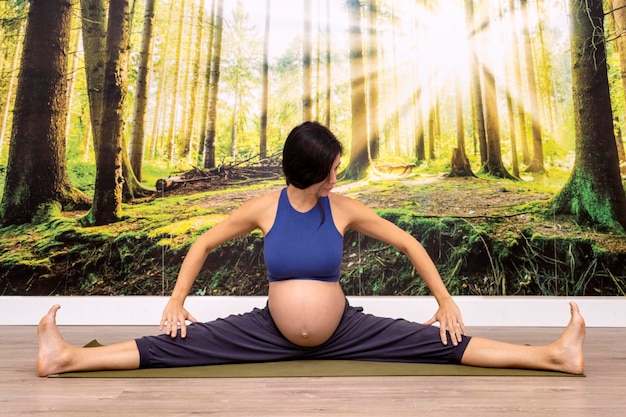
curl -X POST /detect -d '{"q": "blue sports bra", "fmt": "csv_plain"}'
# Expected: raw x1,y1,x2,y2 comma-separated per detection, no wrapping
264,188,343,282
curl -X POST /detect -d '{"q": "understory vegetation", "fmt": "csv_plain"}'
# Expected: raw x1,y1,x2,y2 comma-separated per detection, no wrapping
1,163,624,297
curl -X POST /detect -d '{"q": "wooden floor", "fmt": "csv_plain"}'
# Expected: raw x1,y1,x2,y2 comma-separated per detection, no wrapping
1,325,625,416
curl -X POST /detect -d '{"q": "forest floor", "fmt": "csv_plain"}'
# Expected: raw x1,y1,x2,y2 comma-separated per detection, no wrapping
1,165,626,297
160,168,626,254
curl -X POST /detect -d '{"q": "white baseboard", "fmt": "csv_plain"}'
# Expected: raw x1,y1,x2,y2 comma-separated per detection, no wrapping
4,296,625,327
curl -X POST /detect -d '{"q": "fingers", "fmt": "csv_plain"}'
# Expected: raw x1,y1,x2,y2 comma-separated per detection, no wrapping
440,325,448,346
159,314,179,337
423,316,436,326
430,314,465,346
161,316,195,338
447,322,462,346
169,319,179,338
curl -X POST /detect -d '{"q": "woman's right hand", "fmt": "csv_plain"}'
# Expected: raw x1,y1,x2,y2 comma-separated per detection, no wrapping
160,298,198,338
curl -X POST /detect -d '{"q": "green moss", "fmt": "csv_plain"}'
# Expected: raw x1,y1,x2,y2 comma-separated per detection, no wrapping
553,167,626,233
1,175,625,297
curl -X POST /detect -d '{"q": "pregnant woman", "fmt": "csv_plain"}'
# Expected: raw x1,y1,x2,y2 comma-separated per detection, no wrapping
36,121,585,377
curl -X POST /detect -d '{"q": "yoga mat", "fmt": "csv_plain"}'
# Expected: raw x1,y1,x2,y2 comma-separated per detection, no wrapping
51,340,582,378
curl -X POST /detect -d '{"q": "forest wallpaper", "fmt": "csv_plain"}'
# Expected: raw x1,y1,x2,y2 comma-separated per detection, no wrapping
0,0,625,298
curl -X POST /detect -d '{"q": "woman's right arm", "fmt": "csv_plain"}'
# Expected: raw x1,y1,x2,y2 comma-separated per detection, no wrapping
160,194,274,337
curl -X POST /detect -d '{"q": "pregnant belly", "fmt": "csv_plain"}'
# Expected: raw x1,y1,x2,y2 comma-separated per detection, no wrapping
268,280,346,347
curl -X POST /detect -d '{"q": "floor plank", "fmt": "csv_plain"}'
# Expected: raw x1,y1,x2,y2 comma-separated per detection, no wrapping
1,325,624,416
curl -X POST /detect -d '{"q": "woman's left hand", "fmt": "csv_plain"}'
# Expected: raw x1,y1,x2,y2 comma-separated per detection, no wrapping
423,297,466,346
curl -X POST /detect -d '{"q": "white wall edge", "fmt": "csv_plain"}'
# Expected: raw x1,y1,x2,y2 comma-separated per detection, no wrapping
4,296,625,327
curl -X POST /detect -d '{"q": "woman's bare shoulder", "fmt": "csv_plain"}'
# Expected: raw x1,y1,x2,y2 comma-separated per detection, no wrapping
328,192,367,210
245,189,281,210
327,192,373,233
234,189,281,221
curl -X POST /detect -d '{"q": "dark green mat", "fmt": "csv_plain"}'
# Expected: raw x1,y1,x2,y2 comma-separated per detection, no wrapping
51,340,582,378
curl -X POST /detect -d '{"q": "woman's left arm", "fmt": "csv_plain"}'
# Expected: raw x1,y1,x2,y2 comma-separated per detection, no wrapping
337,195,466,345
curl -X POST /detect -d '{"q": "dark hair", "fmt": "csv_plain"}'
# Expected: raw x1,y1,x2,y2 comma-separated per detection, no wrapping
282,121,343,189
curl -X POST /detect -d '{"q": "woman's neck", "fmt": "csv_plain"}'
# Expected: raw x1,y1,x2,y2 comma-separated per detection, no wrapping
286,185,319,213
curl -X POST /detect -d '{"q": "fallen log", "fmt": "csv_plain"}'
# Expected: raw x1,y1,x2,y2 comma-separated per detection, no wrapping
376,163,417,175
155,176,182,192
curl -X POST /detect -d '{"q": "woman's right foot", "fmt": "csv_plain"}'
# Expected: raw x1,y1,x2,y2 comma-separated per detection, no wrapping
36,305,73,377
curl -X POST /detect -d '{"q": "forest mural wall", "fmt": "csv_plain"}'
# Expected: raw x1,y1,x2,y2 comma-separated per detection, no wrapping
0,0,625,297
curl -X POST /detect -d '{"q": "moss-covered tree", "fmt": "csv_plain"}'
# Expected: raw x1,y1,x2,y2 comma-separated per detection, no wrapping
343,0,369,180
449,74,475,178
366,0,380,161
552,0,626,232
520,0,546,173
82,0,130,225
0,0,90,226
80,0,151,201
480,67,515,180
129,0,156,182
203,0,224,169
465,0,487,165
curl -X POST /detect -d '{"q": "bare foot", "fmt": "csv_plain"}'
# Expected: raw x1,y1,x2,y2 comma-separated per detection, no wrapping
36,305,73,377
551,302,586,375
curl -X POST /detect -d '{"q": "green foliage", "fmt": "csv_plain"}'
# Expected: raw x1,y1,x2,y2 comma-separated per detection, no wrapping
68,161,96,194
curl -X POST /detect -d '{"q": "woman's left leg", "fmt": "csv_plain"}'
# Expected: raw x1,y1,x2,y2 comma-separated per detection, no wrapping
307,301,471,364
460,302,585,375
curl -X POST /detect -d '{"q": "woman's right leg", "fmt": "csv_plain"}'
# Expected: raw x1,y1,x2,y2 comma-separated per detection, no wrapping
37,302,303,376
36,305,140,377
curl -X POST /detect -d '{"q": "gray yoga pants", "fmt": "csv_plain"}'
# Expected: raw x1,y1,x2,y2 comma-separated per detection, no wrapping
135,300,471,368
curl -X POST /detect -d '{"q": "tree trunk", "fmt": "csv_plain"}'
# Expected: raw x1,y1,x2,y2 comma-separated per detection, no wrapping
614,118,626,167
64,25,81,146
79,0,107,154
129,0,156,182
166,0,187,162
502,0,519,178
466,0,487,165
412,50,425,162
129,0,156,181
203,0,224,169
430,97,439,160
344,0,369,180
230,99,238,158
197,0,215,166
390,0,401,154
83,0,130,226
179,2,198,161
449,72,475,177
259,0,270,159
508,0,530,166
302,0,312,121
553,0,626,232
427,104,436,160
520,0,545,173
505,90,520,178
366,0,379,160
0,0,90,226
607,0,626,165
0,19,24,155
534,0,556,136
315,0,322,122
450,148,475,178
324,0,331,127
81,0,148,200
481,66,515,179
413,19,425,163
